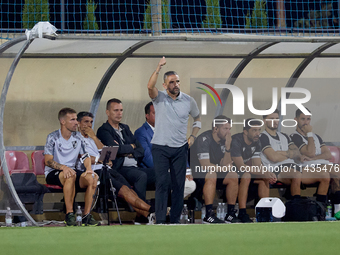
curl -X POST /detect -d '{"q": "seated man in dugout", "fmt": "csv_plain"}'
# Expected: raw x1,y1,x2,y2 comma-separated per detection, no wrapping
44,108,99,226
259,109,302,200
190,115,239,224
77,111,155,225
230,119,277,223
96,98,156,208
290,108,334,204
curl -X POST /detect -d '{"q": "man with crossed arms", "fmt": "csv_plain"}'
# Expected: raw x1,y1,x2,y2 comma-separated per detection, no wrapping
260,109,302,200
260,108,329,205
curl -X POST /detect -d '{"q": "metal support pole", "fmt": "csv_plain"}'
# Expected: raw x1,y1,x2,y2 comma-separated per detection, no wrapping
0,39,39,226
276,0,286,28
61,0,65,33
151,0,162,36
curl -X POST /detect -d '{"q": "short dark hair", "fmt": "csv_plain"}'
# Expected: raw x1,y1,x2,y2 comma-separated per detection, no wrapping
263,109,280,119
244,118,262,131
212,115,231,130
77,111,94,122
106,98,122,110
295,108,311,118
58,108,76,121
145,102,153,115
164,71,178,82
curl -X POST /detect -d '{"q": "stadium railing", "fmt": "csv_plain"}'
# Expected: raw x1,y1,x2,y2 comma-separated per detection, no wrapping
1,0,340,40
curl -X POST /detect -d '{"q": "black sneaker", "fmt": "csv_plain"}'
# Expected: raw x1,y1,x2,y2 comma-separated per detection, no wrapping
82,214,101,226
64,212,76,226
203,213,225,224
238,213,253,223
224,209,241,223
134,215,149,225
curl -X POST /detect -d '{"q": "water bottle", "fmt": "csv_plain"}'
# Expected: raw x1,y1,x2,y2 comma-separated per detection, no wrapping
184,204,189,224
180,204,189,224
222,202,227,218
326,200,332,219
76,206,82,226
217,203,222,220
20,221,27,227
189,210,195,223
5,207,12,227
201,205,206,222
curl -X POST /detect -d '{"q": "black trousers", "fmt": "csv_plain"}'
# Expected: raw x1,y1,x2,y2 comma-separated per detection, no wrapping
117,166,155,201
95,168,131,194
152,143,188,224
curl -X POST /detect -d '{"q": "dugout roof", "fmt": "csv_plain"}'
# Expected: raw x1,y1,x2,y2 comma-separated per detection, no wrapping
1,33,340,225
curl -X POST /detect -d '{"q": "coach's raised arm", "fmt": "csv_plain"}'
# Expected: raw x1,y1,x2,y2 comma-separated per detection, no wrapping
147,56,166,99
146,56,201,224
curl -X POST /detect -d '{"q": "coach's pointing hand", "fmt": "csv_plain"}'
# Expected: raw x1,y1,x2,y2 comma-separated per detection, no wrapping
158,56,166,67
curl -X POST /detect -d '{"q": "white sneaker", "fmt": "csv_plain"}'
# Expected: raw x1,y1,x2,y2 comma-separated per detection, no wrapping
147,213,156,225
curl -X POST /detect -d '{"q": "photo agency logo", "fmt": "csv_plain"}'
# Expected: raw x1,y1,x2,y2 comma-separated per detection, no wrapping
196,82,223,111
195,82,312,128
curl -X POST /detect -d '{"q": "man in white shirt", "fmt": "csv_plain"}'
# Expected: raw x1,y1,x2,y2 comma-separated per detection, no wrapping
44,108,99,226
260,109,329,205
260,110,302,199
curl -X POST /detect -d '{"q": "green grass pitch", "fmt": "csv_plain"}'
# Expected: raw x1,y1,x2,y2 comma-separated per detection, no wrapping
1,222,339,255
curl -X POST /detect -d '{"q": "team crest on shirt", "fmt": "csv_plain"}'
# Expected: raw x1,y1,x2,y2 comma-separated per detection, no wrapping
221,145,226,153
251,146,256,154
203,137,207,142
72,141,78,149
58,143,62,153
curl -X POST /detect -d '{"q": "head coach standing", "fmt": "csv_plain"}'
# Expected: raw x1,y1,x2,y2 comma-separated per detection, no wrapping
147,57,201,224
